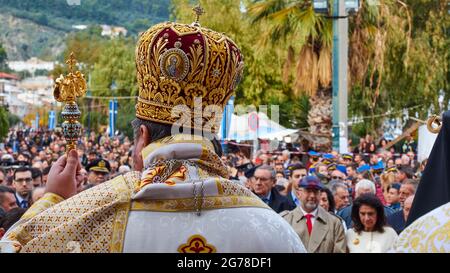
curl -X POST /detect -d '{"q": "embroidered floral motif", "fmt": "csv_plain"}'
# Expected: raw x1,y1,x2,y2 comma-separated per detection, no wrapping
177,235,216,253
138,161,187,190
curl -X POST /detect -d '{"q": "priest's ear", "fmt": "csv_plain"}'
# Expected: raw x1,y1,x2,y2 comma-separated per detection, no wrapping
139,125,151,147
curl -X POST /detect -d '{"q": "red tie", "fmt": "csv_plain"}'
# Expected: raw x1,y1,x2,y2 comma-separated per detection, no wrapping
305,214,313,235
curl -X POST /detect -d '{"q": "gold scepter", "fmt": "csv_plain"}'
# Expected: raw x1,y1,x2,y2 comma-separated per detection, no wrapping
53,52,87,152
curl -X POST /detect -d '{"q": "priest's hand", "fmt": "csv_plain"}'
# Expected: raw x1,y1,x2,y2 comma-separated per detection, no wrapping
46,149,82,199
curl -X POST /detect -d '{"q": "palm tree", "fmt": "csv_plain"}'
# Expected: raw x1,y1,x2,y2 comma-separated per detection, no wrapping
248,0,411,151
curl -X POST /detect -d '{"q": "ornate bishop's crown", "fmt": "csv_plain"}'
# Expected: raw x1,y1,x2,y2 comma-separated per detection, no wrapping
135,18,244,134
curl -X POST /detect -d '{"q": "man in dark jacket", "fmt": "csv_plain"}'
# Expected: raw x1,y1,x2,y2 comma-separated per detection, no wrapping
252,165,295,213
387,195,414,234
337,179,394,227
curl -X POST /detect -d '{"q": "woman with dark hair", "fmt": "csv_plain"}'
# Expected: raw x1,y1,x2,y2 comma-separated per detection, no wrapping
346,193,398,252
379,138,388,150
319,188,336,213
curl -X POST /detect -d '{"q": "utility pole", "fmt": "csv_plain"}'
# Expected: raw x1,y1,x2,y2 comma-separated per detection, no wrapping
332,0,349,153
87,73,92,136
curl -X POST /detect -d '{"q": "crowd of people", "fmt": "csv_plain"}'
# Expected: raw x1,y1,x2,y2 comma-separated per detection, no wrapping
0,127,134,237
221,134,424,252
0,127,425,252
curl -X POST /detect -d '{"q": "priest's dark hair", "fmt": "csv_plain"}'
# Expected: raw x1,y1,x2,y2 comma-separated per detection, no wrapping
131,118,222,157
351,193,386,234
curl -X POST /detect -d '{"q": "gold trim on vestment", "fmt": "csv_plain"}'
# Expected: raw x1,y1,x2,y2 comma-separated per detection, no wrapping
131,195,269,212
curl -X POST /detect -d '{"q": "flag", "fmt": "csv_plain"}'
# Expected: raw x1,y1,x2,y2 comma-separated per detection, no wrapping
109,100,118,137
48,111,56,130
109,100,114,137
406,110,450,226
35,113,40,130
220,96,235,140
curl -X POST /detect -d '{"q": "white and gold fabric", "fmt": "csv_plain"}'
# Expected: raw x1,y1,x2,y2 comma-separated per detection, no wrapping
0,135,305,253
393,202,450,253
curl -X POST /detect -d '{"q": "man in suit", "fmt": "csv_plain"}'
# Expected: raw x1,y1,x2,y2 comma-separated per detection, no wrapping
252,165,295,213
11,167,33,209
281,176,346,253
286,163,308,207
337,179,395,228
0,186,18,215
387,195,414,234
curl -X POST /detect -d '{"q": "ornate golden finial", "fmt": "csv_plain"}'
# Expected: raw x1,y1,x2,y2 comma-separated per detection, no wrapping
53,52,87,152
192,4,205,26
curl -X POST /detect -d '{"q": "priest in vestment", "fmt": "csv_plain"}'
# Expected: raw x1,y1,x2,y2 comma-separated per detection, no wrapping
0,19,306,253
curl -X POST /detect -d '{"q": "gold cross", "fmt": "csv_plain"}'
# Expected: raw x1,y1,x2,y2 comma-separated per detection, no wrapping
66,52,77,72
193,5,205,24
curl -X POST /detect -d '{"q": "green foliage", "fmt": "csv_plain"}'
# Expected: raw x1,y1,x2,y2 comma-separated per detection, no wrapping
247,0,449,139
50,25,109,78
349,0,449,136
0,43,7,70
87,37,138,137
171,0,308,129
7,112,21,127
0,0,170,34
0,107,9,139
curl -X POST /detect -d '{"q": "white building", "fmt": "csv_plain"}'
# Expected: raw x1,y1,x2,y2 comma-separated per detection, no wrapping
72,24,127,37
101,25,127,37
18,76,54,106
72,25,88,30
0,73,55,119
0,73,28,118
7,57,55,74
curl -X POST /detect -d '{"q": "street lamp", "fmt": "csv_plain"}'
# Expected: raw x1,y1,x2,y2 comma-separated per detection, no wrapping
312,0,360,153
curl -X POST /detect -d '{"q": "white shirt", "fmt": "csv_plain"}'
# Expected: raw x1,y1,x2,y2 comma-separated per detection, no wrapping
346,227,398,253
299,206,319,226
15,193,27,207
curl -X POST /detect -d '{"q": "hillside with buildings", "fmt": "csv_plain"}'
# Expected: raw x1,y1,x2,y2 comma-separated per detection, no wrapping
0,0,170,61
0,0,171,126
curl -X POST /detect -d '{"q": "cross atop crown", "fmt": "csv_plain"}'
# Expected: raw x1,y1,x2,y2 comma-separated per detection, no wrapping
192,5,205,26
66,52,77,72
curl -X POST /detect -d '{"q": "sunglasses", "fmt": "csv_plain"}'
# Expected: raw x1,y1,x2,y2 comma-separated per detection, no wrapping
331,176,344,180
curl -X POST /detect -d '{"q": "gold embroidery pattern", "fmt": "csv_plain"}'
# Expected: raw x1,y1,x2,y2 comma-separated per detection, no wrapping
196,147,229,178
110,171,141,253
138,161,186,190
178,235,216,253
131,195,268,212
8,175,134,253
21,193,65,220
395,204,450,253
141,134,214,159
219,179,254,197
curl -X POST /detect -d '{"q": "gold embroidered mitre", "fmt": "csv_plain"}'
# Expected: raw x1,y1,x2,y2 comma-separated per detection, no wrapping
135,21,244,133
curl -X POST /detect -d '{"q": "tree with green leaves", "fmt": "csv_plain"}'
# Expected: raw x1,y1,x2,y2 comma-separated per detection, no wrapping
171,0,311,129
0,42,8,71
249,0,414,149
0,107,9,139
89,37,138,137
